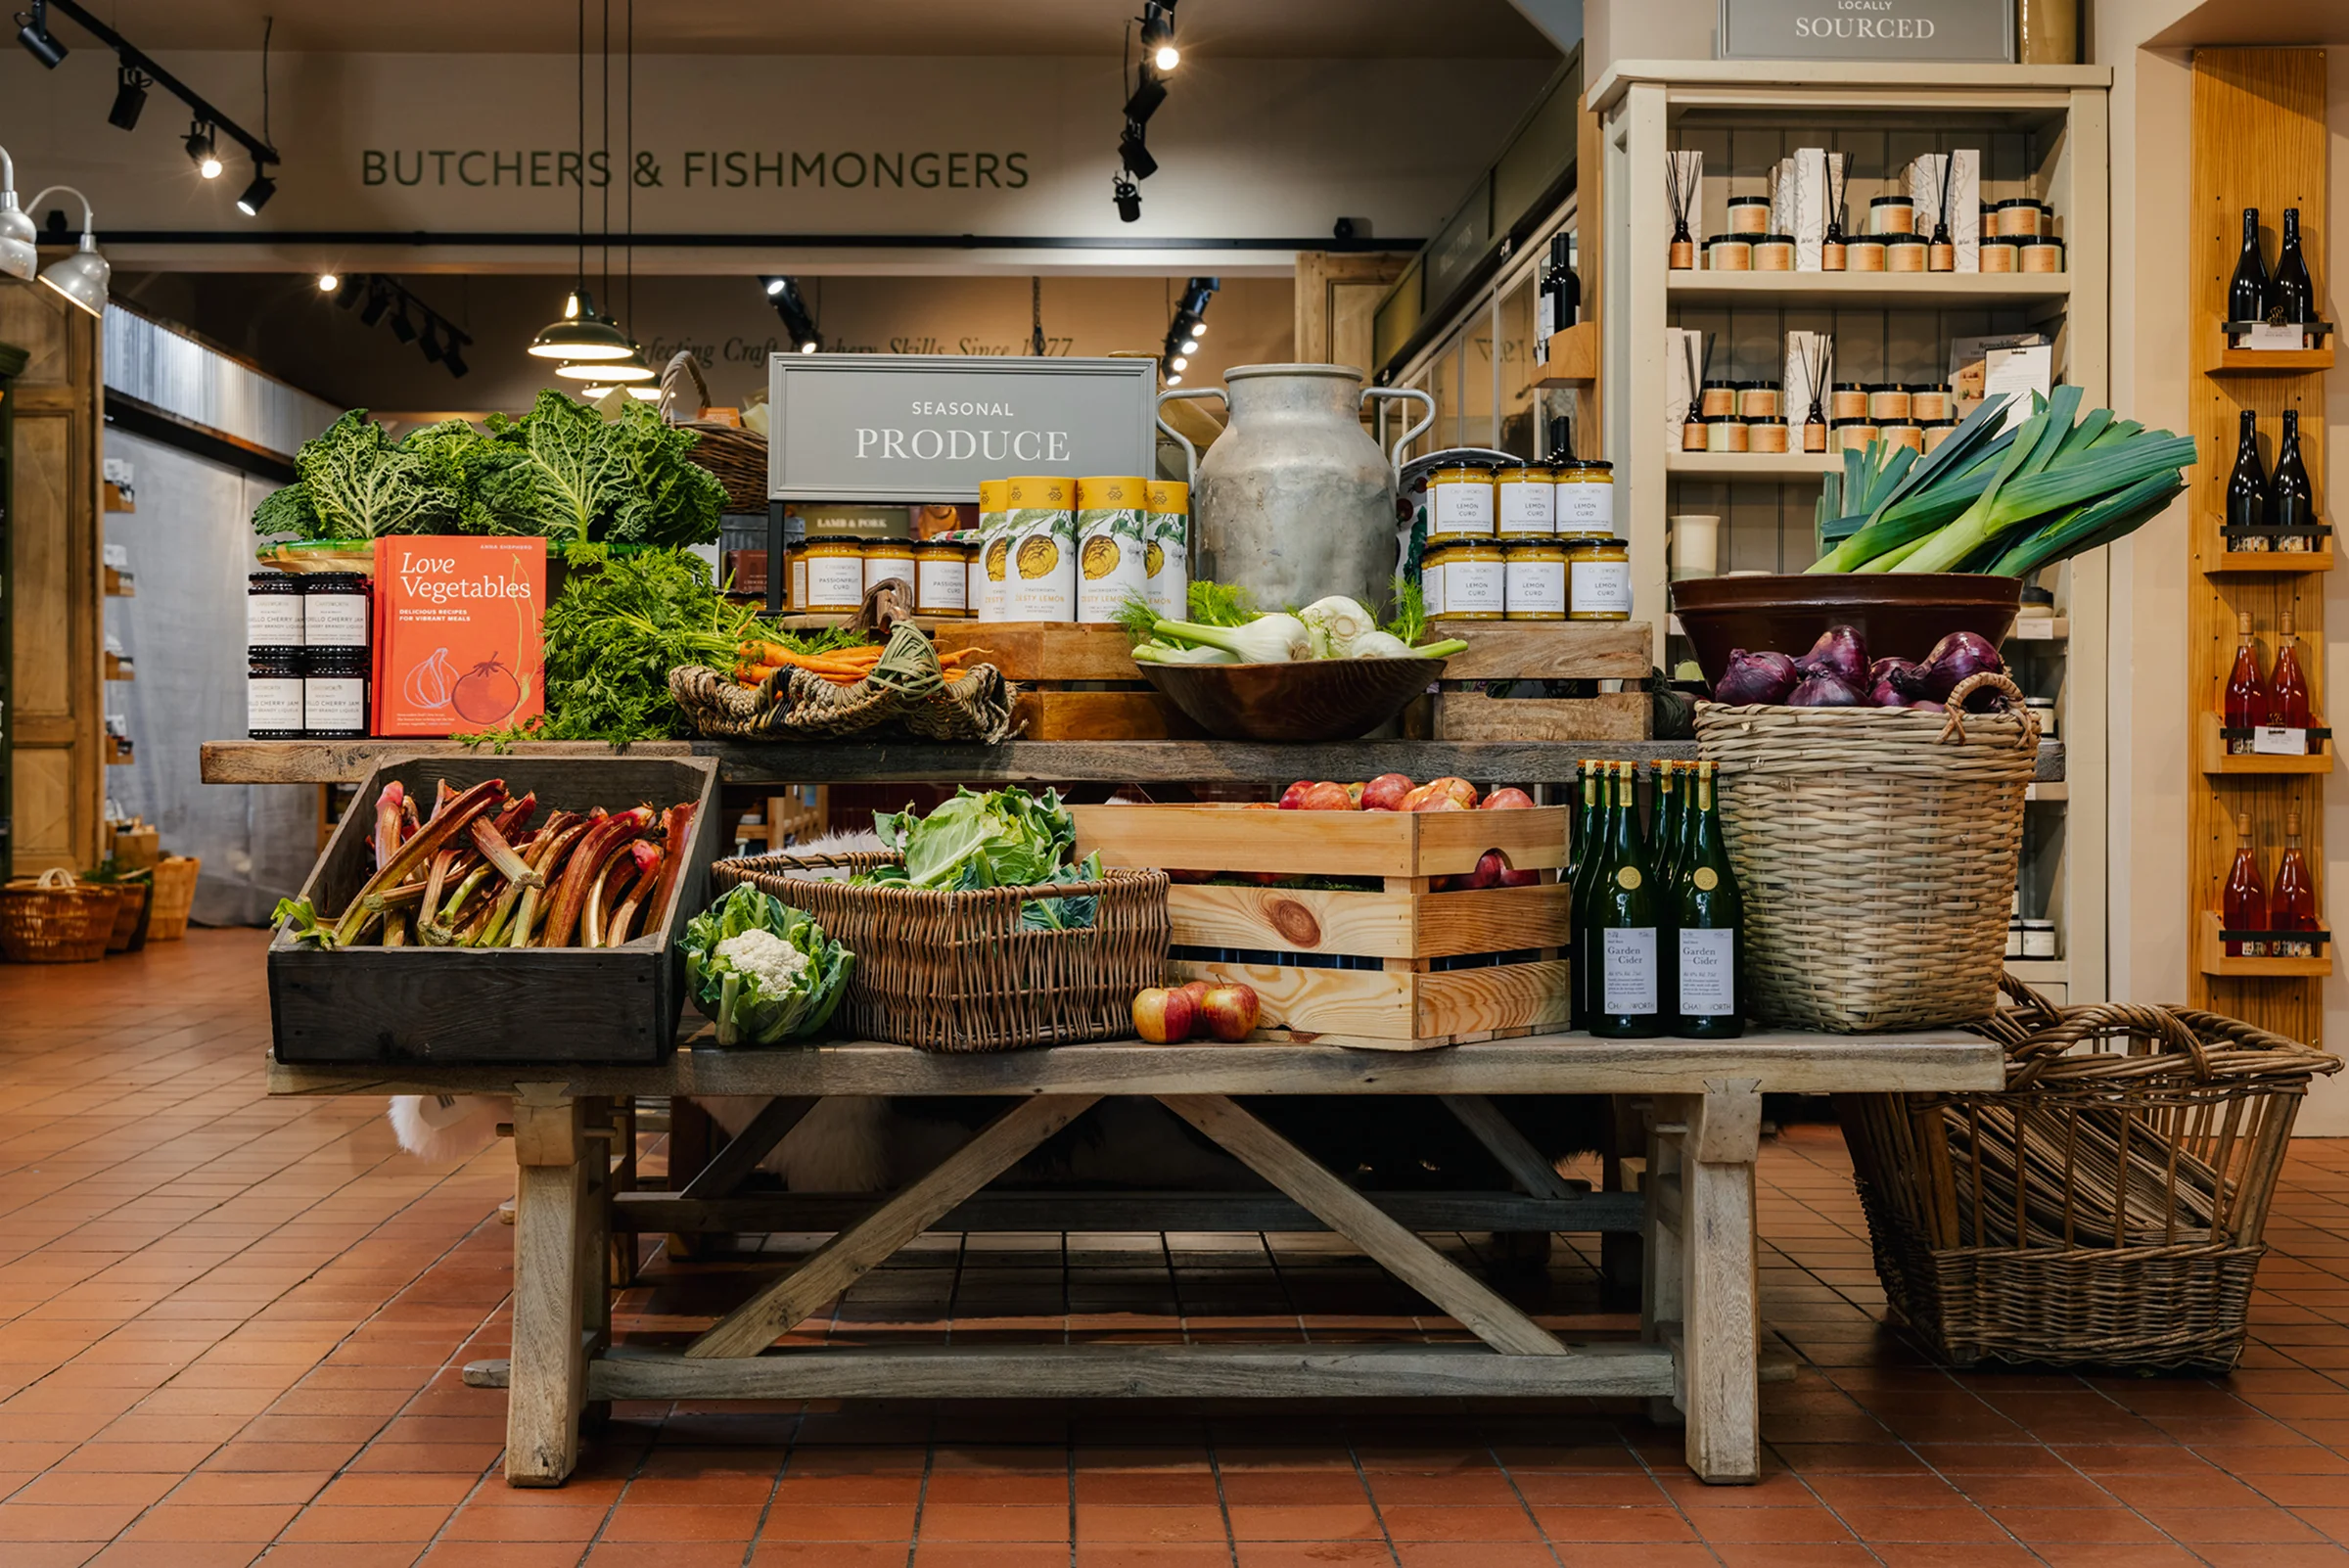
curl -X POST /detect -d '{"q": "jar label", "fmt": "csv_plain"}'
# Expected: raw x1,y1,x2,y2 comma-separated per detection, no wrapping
1076,507,1147,623
863,553,915,594
247,594,303,647
300,592,369,647
1504,557,1566,616
1678,929,1735,1014
1432,481,1495,532
1142,510,1188,618
1571,558,1634,615
806,555,865,611
303,675,367,731
1446,559,1504,613
917,557,968,614
1497,480,1554,531
1557,480,1615,530
1007,511,1077,621
248,675,303,732
1601,927,1657,1014
1420,562,1446,618
791,557,809,610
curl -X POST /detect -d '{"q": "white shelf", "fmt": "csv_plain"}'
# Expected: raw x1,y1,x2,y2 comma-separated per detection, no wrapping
1667,449,1838,479
2006,618,2068,643
1667,271,2071,307
2005,957,2069,984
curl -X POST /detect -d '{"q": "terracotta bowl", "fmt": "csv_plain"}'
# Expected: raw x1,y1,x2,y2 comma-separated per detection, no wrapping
1134,658,1446,743
1671,574,2022,689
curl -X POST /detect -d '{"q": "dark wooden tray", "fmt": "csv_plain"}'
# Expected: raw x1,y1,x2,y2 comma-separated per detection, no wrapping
268,752,721,1066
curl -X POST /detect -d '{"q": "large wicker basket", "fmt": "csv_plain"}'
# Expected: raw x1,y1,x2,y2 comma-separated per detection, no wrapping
1841,977,2339,1373
1693,672,2038,1031
145,855,201,941
714,850,1169,1052
0,869,117,963
680,422,767,514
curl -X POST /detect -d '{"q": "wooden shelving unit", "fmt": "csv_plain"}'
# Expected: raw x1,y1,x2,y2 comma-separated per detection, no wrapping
1594,60,2111,1004
1531,322,1598,389
2188,48,2330,1042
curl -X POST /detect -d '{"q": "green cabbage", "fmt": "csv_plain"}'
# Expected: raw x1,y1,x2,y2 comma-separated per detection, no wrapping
680,884,855,1046
864,786,1106,929
253,409,466,543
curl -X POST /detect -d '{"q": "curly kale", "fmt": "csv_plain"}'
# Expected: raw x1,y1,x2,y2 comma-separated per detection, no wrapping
466,392,724,548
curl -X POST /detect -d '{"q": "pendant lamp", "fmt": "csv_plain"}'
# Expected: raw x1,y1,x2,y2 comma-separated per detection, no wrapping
26,186,108,317
0,146,33,283
528,287,633,362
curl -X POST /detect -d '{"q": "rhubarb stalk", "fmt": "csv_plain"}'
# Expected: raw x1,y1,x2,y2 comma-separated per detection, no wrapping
468,815,542,889
509,817,595,948
417,849,458,935
541,807,653,947
331,778,506,945
373,782,406,872
605,843,664,945
640,803,695,933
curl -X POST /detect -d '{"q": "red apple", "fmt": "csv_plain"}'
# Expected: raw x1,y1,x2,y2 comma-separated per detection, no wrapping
1299,781,1356,810
1277,780,1313,809
1405,786,1470,812
1360,772,1415,812
1346,782,1366,807
1199,984,1261,1041
1175,979,1212,1013
1464,849,1506,890
1425,776,1481,808
1481,787,1536,810
1131,987,1197,1043
1497,866,1543,887
1166,868,1212,884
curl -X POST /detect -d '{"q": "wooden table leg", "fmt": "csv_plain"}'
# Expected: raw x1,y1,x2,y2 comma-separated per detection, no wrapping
1681,1078,1762,1485
1640,1096,1687,1428
506,1084,593,1487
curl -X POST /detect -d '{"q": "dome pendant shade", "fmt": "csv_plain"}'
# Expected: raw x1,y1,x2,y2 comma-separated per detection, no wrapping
39,237,110,318
555,352,653,383
0,198,33,283
528,288,633,361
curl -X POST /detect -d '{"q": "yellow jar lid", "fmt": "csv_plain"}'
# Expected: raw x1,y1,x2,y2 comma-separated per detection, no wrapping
1077,476,1147,508
979,479,1009,511
1146,479,1189,511
1005,476,1075,509
1430,465,1495,483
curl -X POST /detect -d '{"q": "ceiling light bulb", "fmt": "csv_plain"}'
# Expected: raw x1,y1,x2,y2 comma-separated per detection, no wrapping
235,171,276,214
800,340,819,353
1166,374,1181,386
316,273,339,292
1181,337,1200,355
763,276,787,296
564,292,580,318
1187,322,1206,339
1170,355,1188,372
1154,44,1179,70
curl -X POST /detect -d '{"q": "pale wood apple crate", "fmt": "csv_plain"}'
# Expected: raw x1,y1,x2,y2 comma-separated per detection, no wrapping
1071,803,1572,1050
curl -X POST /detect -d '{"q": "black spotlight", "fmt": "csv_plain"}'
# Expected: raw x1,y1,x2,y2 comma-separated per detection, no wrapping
1123,69,1167,125
1140,0,1178,70
1119,120,1157,180
334,274,365,309
761,275,787,297
15,2,66,67
184,122,221,179
235,169,276,215
419,319,445,364
1114,173,1141,223
358,282,391,327
389,302,417,344
108,67,149,131
443,341,470,379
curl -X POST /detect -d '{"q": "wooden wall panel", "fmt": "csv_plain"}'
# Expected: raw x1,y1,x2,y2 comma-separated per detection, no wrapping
0,276,105,876
2187,48,2328,1042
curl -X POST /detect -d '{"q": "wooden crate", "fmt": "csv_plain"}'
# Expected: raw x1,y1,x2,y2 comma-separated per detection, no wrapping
268,753,721,1066
1403,622,1655,743
1071,803,1572,1051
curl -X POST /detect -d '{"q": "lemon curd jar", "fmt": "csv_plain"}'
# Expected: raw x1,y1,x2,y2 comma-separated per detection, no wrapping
1435,536,1505,621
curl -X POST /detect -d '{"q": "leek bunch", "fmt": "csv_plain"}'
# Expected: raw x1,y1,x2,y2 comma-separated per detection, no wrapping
1808,389,2192,576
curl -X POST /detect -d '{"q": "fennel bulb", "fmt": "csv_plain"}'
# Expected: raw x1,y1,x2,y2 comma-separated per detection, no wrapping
1348,629,1415,658
1299,596,1377,658
1149,613,1314,664
1132,640,1238,665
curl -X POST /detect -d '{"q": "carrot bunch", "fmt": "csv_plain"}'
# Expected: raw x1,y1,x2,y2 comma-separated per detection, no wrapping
736,639,994,688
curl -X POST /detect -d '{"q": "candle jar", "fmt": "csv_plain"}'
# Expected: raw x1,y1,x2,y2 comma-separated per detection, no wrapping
1869,194,1915,235
1705,234,1753,271
1752,233,1796,271
1885,237,1929,273
1727,196,1773,235
1845,238,1887,272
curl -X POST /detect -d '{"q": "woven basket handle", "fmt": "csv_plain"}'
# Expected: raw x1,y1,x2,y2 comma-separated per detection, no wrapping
2001,998,2215,1087
34,867,77,890
1935,670,2039,750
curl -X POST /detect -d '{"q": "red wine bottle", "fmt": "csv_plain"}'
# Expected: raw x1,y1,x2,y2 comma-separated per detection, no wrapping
2273,808,2320,958
2270,409,2317,542
2229,208,2270,323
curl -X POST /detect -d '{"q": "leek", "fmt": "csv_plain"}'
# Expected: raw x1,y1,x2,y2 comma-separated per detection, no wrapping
1987,471,2187,577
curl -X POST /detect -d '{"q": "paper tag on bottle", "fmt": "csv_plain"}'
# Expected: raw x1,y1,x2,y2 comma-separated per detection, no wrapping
1678,930,1736,1016
2253,726,2309,756
1601,928,1657,1016
2244,322,2303,352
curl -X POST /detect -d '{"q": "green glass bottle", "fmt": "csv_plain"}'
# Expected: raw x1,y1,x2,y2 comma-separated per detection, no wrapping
1652,760,1681,894
1654,762,1681,1025
1673,761,1744,1039
1567,761,1608,1031
1590,761,1662,1038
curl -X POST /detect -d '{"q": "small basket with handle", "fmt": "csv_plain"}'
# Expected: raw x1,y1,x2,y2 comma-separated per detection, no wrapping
0,868,119,963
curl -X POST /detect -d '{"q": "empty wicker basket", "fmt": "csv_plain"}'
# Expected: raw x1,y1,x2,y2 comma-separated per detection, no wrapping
1841,977,2340,1372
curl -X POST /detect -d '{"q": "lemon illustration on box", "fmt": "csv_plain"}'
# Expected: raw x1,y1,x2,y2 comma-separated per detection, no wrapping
1142,479,1190,619
976,478,1012,623
371,537,545,736
1004,474,1077,621
1076,475,1148,623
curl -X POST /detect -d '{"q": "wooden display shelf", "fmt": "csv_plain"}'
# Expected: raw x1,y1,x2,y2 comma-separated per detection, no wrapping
1667,448,1837,479
103,652,132,681
2207,537,2335,574
2195,910,2335,978
2211,345,2335,375
103,736,134,766
103,566,134,597
1531,321,1598,388
2194,711,2335,775
1666,271,2071,307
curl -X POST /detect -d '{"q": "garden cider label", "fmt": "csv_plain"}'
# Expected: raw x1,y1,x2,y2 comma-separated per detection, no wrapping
371,537,546,736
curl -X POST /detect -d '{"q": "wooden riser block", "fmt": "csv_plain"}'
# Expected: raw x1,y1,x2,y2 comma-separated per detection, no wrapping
1409,691,1652,742
1013,689,1204,741
1169,881,1570,960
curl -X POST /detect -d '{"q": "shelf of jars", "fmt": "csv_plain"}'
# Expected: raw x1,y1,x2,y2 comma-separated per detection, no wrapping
1667,272,2071,306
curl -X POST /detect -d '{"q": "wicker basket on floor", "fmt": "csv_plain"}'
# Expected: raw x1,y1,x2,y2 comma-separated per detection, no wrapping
0,869,117,962
144,856,201,941
1693,671,2038,1031
714,850,1169,1052
1840,976,2340,1373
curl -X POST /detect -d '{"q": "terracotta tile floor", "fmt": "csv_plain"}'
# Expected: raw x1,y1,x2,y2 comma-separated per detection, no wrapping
1,929,2346,1567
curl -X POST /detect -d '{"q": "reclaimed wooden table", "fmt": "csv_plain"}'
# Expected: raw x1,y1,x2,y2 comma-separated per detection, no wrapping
267,1030,2001,1490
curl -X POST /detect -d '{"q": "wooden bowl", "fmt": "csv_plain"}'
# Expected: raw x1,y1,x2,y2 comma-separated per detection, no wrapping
1670,573,2022,689
1133,659,1446,743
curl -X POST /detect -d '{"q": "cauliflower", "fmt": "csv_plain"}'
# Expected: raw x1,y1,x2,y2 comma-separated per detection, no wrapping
714,927,810,992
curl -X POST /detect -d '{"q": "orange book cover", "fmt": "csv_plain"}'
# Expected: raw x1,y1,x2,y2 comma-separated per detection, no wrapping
371,537,546,736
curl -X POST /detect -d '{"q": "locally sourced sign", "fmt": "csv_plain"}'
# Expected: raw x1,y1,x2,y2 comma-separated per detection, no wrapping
1717,0,2014,61
767,355,1158,502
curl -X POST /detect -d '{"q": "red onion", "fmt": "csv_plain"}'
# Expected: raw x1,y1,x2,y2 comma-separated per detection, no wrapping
1907,699,1947,712
1794,624,1869,687
1714,648,1800,705
1789,671,1868,708
1867,677,1907,708
1911,630,2004,702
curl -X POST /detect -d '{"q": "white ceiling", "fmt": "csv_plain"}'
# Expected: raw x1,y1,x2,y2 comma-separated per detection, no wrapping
63,0,1561,59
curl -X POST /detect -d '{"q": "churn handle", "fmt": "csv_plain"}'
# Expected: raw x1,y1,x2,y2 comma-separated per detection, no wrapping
1363,387,1435,486
1155,387,1226,488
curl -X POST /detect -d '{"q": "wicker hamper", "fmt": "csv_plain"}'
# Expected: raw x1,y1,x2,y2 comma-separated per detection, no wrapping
1693,672,2038,1031
0,869,117,963
680,422,767,514
714,850,1169,1052
144,856,201,941
1841,977,2340,1373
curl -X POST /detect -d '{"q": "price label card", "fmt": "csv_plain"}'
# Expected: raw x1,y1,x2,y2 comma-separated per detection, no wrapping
2244,323,2305,352
2253,725,2309,756
2012,619,2055,640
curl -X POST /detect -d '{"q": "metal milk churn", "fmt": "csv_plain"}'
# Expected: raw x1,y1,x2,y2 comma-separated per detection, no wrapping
1158,364,1432,615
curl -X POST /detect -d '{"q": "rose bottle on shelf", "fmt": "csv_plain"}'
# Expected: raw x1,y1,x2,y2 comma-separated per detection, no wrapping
2225,610,2269,754
2223,812,2268,958
2273,808,2322,959
2271,608,2313,731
